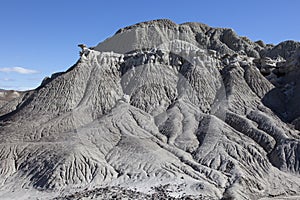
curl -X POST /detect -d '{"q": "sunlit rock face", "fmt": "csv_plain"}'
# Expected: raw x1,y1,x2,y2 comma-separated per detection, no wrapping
0,19,300,200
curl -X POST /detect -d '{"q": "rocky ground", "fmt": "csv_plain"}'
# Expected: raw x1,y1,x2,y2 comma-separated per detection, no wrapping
53,185,214,200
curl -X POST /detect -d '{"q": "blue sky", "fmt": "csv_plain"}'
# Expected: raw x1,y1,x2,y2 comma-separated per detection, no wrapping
0,0,299,90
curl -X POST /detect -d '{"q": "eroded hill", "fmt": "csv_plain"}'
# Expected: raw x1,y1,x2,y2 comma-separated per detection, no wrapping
0,19,300,200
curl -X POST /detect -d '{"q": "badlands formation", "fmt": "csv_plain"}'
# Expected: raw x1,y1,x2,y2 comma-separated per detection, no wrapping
0,19,300,199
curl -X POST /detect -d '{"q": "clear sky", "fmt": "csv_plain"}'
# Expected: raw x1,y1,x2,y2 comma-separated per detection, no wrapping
0,0,299,91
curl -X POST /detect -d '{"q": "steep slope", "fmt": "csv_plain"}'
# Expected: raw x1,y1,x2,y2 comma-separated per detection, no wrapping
0,19,300,200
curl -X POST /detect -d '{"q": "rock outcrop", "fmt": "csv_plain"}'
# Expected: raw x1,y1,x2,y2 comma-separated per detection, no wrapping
0,19,300,200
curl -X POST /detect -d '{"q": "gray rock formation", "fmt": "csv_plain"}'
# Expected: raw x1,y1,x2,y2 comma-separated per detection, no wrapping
0,19,300,200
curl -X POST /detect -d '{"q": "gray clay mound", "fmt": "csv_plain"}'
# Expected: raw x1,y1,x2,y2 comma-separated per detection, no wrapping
0,19,300,200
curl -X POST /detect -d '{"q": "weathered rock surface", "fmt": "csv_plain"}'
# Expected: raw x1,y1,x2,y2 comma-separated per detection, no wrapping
0,19,300,200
